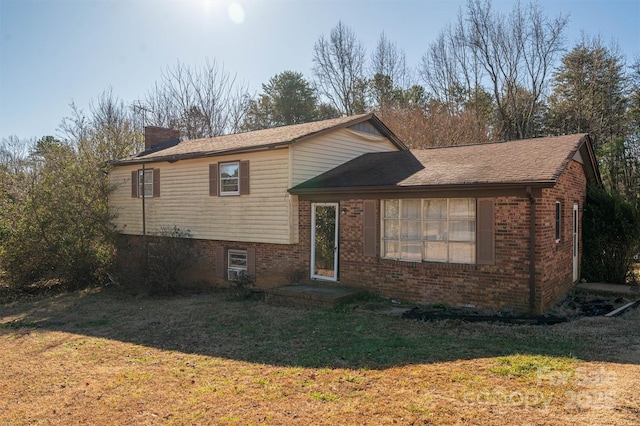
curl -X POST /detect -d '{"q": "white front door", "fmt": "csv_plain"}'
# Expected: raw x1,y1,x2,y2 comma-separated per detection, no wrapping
311,203,339,281
573,203,579,282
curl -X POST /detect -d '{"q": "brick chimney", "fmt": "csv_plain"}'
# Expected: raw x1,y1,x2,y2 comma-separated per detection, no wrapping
144,126,180,150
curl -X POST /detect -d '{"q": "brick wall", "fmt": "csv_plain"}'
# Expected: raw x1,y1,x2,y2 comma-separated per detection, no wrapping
334,197,533,313
536,160,587,309
116,233,310,290
329,159,587,314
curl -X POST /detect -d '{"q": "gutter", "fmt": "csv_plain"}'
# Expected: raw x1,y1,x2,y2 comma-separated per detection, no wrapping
526,186,537,312
289,181,556,195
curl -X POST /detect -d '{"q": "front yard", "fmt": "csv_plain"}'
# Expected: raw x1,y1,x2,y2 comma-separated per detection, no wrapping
1,287,639,425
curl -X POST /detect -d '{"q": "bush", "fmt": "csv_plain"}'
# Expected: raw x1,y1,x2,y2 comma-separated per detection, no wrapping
582,185,640,284
0,138,116,290
145,226,199,294
231,273,256,298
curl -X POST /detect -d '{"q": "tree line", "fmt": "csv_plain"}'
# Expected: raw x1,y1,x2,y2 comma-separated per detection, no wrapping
1,0,639,290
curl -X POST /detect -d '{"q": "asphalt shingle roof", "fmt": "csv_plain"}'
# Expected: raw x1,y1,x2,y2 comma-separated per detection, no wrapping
114,113,403,165
290,133,594,193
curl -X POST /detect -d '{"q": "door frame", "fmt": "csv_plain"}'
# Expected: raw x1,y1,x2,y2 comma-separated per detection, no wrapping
310,202,339,281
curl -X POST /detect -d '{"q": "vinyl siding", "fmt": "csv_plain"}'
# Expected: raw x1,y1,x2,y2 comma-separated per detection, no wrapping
290,128,399,186
109,149,295,244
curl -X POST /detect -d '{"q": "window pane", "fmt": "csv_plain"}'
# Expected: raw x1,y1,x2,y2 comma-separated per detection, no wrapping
384,240,399,258
221,178,238,193
449,198,475,219
138,170,153,197
220,163,239,178
384,200,399,218
424,199,447,219
423,220,447,241
449,242,475,264
401,220,421,240
384,219,399,239
401,199,421,219
229,253,247,267
400,241,422,261
424,241,448,262
449,220,476,242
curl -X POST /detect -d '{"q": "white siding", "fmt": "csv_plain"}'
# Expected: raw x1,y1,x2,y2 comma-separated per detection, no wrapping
110,125,400,245
109,149,295,244
291,128,399,185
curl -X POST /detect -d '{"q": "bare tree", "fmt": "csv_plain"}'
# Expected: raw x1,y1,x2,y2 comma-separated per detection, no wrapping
420,0,567,140
466,0,567,139
421,23,469,113
60,88,142,164
139,59,251,139
313,21,367,115
369,32,410,110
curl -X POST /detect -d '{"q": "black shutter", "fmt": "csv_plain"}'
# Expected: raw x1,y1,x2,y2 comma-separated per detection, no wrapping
239,160,250,195
131,170,138,198
477,198,495,265
247,247,256,277
209,164,219,196
363,200,377,257
152,168,160,197
216,246,225,279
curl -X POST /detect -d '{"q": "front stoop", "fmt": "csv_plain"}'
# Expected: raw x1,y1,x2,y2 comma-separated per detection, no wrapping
265,282,368,308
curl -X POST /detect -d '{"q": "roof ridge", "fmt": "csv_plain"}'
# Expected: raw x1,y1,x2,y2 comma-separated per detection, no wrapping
409,133,589,152
180,113,372,144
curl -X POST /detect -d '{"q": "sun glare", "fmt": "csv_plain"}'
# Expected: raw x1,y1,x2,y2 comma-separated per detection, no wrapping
228,2,245,24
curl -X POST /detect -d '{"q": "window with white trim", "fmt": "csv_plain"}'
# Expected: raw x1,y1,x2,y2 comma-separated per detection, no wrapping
138,169,154,198
382,198,476,264
228,249,247,280
220,162,239,195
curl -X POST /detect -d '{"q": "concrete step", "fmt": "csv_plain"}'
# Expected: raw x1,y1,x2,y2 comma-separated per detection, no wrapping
265,282,368,308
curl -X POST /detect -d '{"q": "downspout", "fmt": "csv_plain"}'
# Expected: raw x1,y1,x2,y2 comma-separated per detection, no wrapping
142,164,146,239
526,186,536,312
142,164,148,277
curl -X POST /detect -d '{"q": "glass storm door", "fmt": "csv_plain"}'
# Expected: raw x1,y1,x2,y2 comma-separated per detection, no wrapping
311,203,339,281
573,203,579,282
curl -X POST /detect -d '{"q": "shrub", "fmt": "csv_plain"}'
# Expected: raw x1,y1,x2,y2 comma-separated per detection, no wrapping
582,184,640,284
231,273,256,298
144,226,199,294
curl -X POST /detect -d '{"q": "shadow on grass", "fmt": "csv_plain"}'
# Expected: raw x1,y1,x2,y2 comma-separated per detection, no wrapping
1,286,638,369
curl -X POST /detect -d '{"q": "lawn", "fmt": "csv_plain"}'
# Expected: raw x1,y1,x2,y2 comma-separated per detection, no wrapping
1,287,639,425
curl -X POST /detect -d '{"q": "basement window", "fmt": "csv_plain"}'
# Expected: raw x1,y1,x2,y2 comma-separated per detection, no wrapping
228,249,247,280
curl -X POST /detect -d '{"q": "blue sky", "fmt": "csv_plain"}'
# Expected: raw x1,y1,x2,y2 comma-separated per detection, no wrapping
1,0,639,140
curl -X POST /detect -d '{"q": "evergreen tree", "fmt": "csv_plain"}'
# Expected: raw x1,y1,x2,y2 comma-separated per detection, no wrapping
242,71,339,131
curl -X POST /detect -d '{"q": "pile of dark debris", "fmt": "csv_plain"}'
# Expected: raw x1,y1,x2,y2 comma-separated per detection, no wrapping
402,291,640,325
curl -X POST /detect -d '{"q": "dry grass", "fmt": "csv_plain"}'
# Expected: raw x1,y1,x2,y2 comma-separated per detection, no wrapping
1,287,639,425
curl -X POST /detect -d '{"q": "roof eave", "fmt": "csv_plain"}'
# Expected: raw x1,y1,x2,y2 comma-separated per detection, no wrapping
289,180,556,195
112,113,407,166
111,143,290,166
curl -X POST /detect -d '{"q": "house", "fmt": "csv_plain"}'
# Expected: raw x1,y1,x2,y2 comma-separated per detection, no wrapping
110,113,600,313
